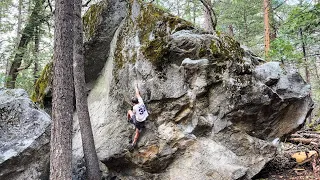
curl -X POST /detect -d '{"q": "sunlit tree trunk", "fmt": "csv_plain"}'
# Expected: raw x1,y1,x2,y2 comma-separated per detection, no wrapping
73,0,101,179
192,0,196,24
299,28,310,84
50,0,74,179
313,56,319,80
299,28,311,124
269,2,277,41
228,24,234,37
264,0,270,60
176,0,180,16
200,0,217,32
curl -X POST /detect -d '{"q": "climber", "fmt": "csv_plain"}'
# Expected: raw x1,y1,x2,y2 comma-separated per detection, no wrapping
127,83,149,149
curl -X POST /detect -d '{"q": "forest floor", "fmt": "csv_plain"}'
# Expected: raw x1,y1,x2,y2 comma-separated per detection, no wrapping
258,164,318,179
254,128,320,180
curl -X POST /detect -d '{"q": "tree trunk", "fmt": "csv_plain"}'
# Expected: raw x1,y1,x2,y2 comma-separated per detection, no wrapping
176,0,180,16
200,0,217,32
16,0,23,47
299,28,310,84
299,28,311,124
192,0,196,24
243,9,249,44
33,26,39,84
263,0,270,60
228,24,234,37
315,51,320,79
269,1,277,41
6,0,23,83
5,0,46,88
50,0,74,179
73,0,101,179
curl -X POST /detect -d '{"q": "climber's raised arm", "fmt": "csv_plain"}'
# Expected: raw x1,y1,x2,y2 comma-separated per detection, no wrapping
135,84,141,99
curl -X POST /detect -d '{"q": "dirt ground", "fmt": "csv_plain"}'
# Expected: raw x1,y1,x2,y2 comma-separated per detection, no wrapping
253,142,320,180
256,164,318,180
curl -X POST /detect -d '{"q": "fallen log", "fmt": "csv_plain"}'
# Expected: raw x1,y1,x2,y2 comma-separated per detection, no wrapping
291,133,303,138
288,137,319,145
291,133,320,139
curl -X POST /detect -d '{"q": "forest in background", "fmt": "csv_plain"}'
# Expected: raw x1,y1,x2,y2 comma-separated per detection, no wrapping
0,0,319,119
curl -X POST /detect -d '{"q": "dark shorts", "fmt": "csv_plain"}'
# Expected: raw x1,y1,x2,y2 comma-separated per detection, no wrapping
129,115,145,130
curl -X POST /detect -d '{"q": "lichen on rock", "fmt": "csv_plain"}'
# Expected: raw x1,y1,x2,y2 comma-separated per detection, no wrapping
0,89,51,180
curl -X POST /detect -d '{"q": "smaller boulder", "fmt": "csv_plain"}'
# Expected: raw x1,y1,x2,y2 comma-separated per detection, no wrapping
0,89,51,180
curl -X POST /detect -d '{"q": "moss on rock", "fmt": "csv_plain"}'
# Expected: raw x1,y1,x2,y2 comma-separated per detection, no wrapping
136,3,166,44
83,3,104,39
219,34,244,61
112,0,195,71
114,28,125,70
208,33,244,63
31,62,53,107
141,38,168,66
135,3,194,68
136,2,194,45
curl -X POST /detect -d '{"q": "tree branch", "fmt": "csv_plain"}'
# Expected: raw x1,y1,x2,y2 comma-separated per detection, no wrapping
199,0,210,11
82,0,92,7
17,59,33,71
307,53,320,57
272,0,288,11
47,0,53,13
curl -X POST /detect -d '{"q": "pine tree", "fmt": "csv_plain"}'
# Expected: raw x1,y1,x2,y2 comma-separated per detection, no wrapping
200,0,217,32
263,0,271,59
73,0,101,179
5,0,47,88
50,0,74,179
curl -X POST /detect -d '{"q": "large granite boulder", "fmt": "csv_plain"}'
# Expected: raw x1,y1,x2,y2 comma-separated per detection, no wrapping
0,89,51,180
83,0,128,86
71,0,313,179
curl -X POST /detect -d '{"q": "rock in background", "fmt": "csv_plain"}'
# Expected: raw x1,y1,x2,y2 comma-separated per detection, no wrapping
71,0,313,179
0,89,51,180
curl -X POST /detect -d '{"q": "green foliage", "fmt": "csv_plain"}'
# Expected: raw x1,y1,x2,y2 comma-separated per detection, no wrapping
152,0,202,25
0,0,13,32
16,69,36,94
283,3,320,34
215,0,264,56
14,41,53,95
269,38,302,62
0,73,6,86
0,0,53,90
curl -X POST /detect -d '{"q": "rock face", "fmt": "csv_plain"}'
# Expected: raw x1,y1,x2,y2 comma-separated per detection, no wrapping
83,0,128,86
71,0,314,179
0,89,51,180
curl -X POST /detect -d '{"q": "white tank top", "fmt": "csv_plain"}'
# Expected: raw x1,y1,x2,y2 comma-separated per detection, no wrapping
133,97,149,122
